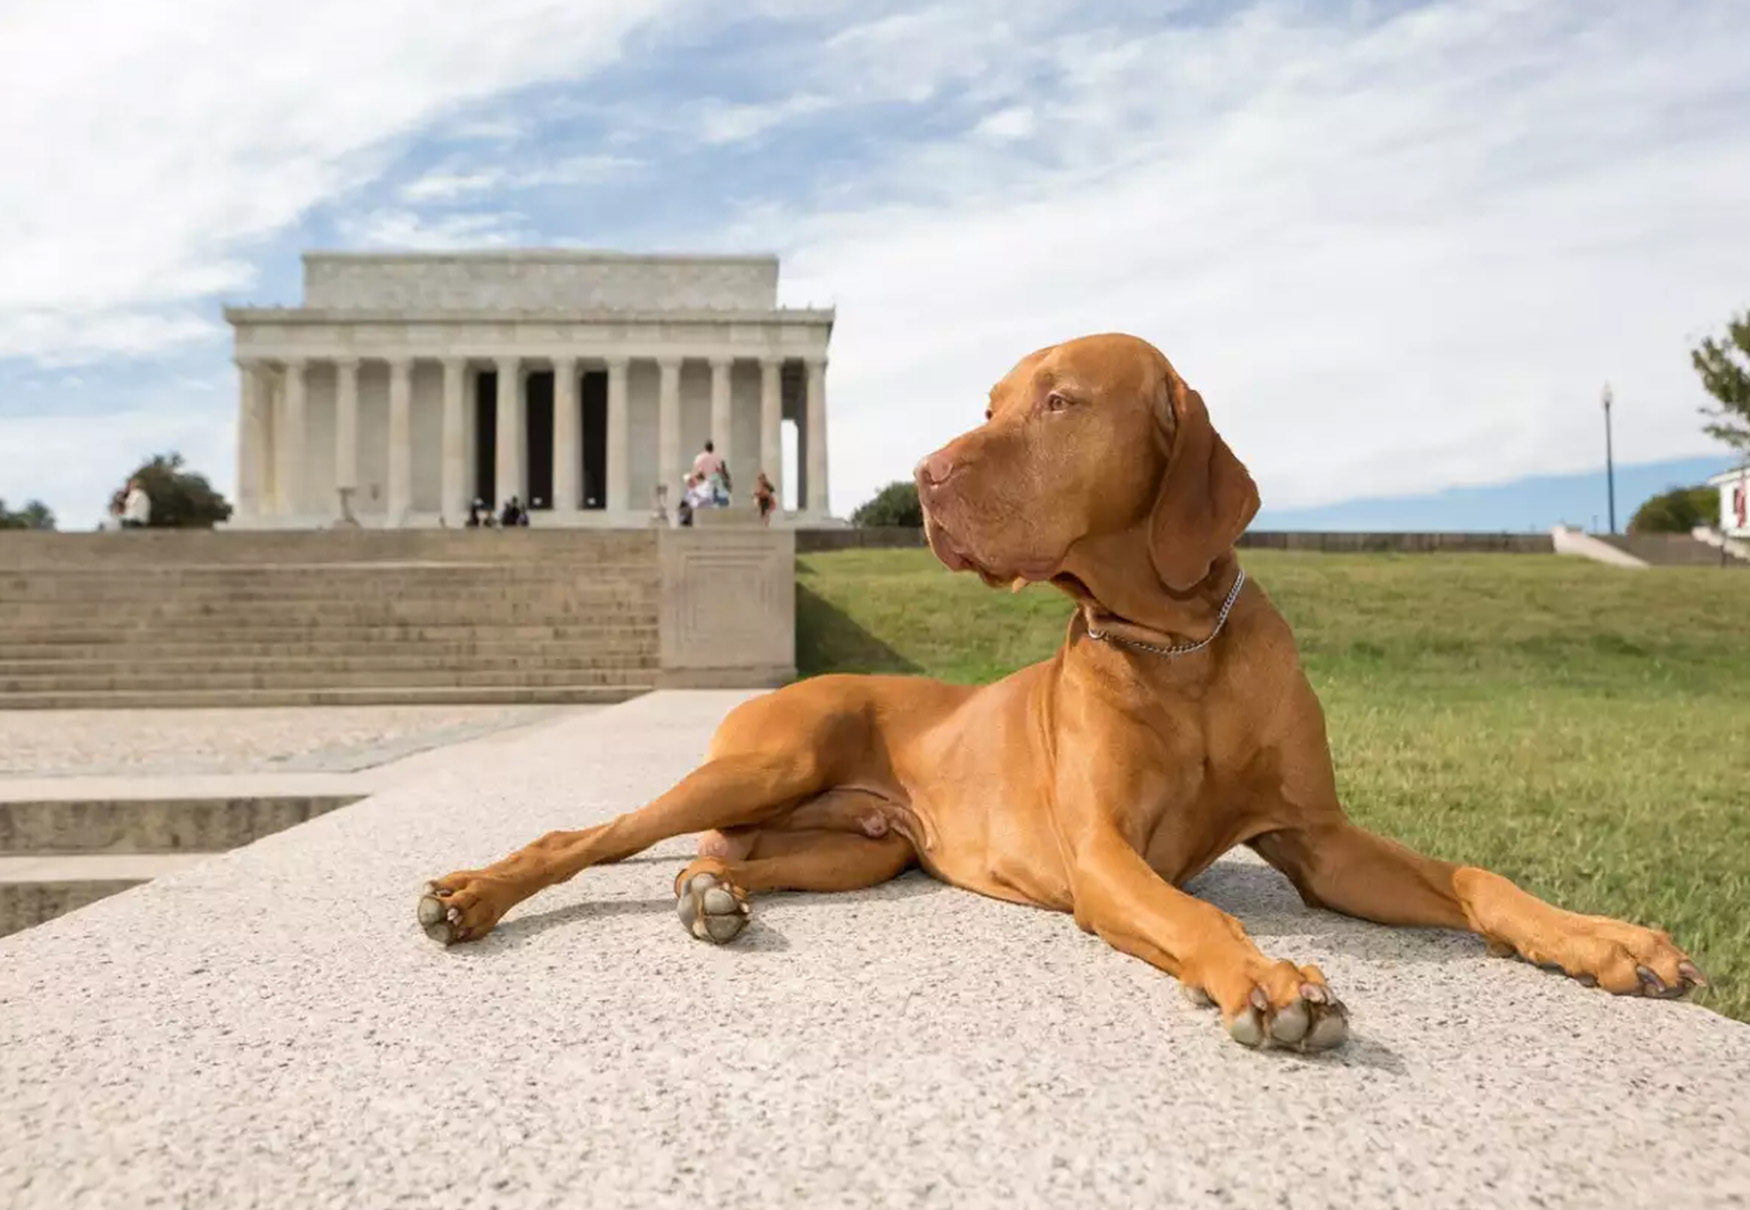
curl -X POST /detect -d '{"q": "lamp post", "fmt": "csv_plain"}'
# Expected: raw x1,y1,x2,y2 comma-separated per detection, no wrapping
1602,383,1616,535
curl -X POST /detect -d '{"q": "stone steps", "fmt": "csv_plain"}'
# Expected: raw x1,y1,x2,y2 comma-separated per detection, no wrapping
0,684,646,709
0,528,673,707
1597,533,1750,566
3,600,659,624
0,635,658,664
0,530,663,569
0,563,658,588
0,663,657,694
0,633,658,661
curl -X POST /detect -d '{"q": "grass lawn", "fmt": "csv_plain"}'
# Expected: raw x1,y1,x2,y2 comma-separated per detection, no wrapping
796,548,1750,1021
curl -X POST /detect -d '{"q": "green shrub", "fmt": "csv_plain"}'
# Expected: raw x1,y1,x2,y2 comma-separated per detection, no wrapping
850,480,923,528
1628,485,1718,534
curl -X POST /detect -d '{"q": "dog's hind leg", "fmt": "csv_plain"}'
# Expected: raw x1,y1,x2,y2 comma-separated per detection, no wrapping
674,826,916,943
418,744,838,945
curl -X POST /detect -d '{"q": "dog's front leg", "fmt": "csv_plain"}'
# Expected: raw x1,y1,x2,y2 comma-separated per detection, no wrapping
1250,820,1707,998
1064,824,1350,1052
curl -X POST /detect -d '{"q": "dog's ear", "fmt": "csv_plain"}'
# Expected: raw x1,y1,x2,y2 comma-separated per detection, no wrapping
1148,372,1260,591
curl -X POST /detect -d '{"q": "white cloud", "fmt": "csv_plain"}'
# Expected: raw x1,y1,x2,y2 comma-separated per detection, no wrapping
343,208,530,250
397,154,639,203
973,106,1036,142
738,0,1750,515
694,95,835,145
399,170,508,203
0,0,682,363
6,0,1749,530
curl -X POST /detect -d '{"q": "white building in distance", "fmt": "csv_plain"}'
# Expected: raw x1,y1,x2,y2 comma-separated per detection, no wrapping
223,250,835,528
1707,463,1749,538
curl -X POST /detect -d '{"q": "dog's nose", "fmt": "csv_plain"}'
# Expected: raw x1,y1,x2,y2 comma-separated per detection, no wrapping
915,451,959,490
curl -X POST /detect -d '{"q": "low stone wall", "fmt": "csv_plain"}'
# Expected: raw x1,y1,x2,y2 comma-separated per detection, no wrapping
795,528,1556,554
656,528,796,688
1237,530,1555,554
796,527,927,551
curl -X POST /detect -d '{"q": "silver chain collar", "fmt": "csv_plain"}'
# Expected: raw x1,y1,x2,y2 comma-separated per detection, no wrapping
1084,567,1248,658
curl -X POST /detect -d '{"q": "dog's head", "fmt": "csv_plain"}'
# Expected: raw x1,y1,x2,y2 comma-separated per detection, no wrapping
916,333,1258,594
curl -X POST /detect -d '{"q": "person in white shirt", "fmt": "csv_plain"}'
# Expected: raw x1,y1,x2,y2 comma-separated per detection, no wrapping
121,479,151,529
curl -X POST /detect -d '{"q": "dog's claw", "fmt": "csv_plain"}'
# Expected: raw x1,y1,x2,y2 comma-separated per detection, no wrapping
677,870,751,945
1636,965,1668,996
1271,999,1310,1045
1181,982,1213,1008
1229,1006,1264,1047
416,893,444,928
1306,1005,1349,1050
1678,960,1707,988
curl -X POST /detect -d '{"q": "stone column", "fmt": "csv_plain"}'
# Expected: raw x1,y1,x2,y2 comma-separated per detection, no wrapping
440,357,467,525
657,356,682,515
277,358,307,518
235,359,266,520
709,356,733,472
386,358,413,526
759,356,783,508
805,356,829,517
606,356,630,515
552,356,580,513
495,356,522,506
334,358,359,495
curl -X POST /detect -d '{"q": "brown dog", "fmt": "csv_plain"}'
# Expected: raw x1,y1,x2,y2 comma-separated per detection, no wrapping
418,332,1704,1051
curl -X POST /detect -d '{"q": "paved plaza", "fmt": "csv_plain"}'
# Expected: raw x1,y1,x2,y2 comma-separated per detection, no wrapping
3,691,1748,1209
0,703,570,778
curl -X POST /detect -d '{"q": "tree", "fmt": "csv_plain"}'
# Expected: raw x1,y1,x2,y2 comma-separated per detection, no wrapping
850,479,923,528
0,498,56,530
128,452,232,528
1692,309,1750,454
1628,485,1719,534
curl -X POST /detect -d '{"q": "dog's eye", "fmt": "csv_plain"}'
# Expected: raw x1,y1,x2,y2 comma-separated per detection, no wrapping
1045,393,1071,413
983,408,993,421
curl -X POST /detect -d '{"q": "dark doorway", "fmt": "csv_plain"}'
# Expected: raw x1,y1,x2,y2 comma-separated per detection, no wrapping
581,371,607,509
473,370,497,507
526,371,554,510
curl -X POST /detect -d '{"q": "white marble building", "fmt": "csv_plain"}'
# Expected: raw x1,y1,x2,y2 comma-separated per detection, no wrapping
223,251,835,527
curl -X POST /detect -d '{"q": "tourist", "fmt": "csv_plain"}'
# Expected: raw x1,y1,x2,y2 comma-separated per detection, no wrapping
121,478,151,529
753,471,776,526
499,496,524,527
678,471,713,527
465,499,485,528
692,440,724,484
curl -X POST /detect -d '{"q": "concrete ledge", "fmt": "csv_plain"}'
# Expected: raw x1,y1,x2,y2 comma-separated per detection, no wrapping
0,853,216,937
0,792,360,854
2,691,1746,1208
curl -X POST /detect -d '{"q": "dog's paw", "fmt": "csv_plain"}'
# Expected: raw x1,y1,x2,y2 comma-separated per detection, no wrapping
1183,960,1349,1053
416,876,504,945
1488,916,1707,999
675,867,751,944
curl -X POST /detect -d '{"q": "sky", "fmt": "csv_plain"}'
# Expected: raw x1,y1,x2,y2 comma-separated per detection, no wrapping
2,0,1749,532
